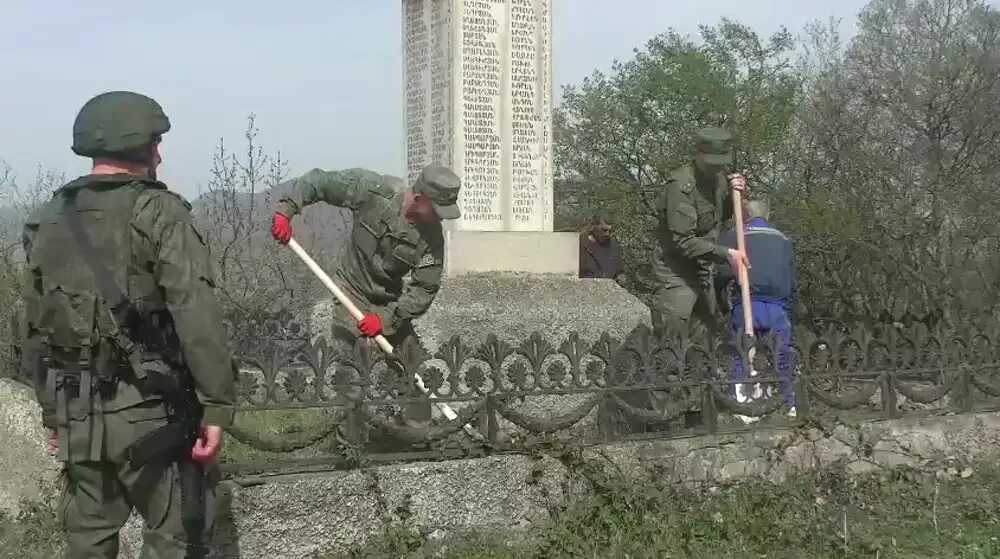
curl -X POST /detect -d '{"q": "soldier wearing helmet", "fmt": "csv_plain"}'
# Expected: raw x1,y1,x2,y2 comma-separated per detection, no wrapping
20,91,236,558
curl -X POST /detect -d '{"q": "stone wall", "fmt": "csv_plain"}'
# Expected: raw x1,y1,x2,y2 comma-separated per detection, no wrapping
200,411,1000,558
0,378,61,518
5,375,999,558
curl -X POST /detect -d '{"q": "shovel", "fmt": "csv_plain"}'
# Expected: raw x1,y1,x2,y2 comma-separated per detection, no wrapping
731,188,763,422
286,237,480,438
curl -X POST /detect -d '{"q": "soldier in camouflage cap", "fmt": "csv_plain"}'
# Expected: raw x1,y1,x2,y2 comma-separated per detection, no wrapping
651,126,751,336
271,163,461,432
607,126,751,433
21,90,236,558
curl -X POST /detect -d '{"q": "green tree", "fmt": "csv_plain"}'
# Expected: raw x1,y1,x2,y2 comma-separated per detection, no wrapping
554,19,801,298
773,0,1000,327
558,2,1000,329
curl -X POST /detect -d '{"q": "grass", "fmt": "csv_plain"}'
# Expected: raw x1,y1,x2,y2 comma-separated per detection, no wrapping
221,409,342,467
0,504,63,559
5,457,999,558
332,459,1000,559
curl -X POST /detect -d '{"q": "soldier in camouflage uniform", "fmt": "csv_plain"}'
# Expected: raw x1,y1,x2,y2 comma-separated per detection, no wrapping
270,165,461,428
651,127,750,336
20,91,237,558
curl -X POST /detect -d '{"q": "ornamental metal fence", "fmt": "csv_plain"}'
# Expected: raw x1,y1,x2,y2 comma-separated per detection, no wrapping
218,314,1000,477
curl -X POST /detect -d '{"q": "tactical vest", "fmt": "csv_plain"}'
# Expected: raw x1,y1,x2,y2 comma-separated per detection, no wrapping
26,175,195,460
31,176,172,361
30,175,181,461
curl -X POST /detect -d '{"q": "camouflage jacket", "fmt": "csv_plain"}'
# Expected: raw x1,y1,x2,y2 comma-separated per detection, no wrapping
655,163,735,276
276,171,445,336
21,173,236,462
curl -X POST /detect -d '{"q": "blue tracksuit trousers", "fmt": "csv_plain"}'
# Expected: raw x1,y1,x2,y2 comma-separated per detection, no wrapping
730,299,796,407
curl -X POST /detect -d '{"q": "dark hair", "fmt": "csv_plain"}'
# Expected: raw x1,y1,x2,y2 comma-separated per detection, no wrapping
590,210,616,226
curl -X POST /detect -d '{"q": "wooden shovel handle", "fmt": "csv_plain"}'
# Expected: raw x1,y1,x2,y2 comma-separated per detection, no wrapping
732,190,754,337
287,238,394,354
286,237,477,429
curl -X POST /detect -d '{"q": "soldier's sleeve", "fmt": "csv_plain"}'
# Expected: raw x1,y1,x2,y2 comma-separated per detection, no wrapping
135,191,237,428
276,170,369,218
716,228,737,284
19,216,55,428
662,176,731,264
383,240,444,336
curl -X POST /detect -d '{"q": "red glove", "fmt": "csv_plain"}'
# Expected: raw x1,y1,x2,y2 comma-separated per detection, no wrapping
357,312,383,337
271,212,292,244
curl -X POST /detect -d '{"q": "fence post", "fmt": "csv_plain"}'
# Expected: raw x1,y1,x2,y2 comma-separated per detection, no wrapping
701,377,718,434
794,367,810,420
486,395,499,446
956,367,973,413
881,373,899,419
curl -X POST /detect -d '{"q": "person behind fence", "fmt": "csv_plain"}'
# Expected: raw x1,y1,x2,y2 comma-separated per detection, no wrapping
19,91,237,558
717,198,798,416
579,211,624,281
651,126,751,336
270,164,461,430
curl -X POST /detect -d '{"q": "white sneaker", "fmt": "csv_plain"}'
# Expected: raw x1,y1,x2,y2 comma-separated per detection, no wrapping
747,370,764,399
787,407,797,418
734,383,748,403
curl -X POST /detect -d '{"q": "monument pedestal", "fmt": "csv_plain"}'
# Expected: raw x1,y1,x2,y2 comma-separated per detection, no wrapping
442,230,578,276
413,273,650,353
411,269,651,444
413,231,651,444
420,229,650,350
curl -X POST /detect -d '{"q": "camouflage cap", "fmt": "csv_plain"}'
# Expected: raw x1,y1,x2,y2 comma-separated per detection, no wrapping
414,164,462,220
692,126,733,166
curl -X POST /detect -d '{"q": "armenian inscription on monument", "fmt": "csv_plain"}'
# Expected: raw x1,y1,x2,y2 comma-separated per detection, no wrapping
403,0,554,232
404,0,454,180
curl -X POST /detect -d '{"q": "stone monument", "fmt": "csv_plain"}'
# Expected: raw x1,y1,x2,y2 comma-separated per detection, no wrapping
401,0,649,356
401,0,650,441
401,0,577,275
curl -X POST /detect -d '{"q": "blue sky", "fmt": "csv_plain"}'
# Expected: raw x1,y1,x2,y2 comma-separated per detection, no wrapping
1,0,870,198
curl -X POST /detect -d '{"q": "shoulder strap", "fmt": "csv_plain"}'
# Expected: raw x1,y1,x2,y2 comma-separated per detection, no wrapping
61,187,150,382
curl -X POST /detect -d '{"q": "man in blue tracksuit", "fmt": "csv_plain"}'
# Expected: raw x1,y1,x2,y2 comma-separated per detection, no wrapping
717,199,798,414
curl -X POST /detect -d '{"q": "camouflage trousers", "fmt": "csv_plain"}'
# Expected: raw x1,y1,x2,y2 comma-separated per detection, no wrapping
324,296,432,431
649,259,721,337
57,458,219,559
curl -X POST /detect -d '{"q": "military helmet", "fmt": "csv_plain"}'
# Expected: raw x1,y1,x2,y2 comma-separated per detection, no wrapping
71,91,171,163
